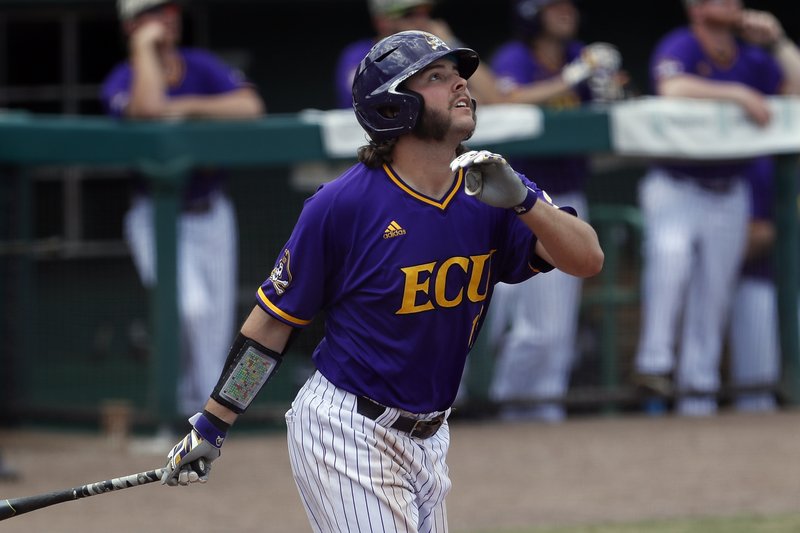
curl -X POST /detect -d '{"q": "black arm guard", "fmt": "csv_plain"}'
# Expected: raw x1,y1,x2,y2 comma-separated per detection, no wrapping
210,333,283,414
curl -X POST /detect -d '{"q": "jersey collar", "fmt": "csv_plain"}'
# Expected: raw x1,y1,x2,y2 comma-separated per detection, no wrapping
383,163,463,211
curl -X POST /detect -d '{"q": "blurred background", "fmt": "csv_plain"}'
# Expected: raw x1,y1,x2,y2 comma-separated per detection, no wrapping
0,0,798,434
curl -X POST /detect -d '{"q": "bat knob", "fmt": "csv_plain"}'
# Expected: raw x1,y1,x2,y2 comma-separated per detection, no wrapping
192,459,207,476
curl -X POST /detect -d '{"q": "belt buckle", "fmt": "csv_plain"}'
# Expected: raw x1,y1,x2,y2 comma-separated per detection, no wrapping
409,414,444,439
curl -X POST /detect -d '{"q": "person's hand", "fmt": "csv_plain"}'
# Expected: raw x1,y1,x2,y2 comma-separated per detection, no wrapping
162,412,226,486
732,85,772,127
562,43,621,87
739,10,785,48
130,19,167,50
451,150,530,210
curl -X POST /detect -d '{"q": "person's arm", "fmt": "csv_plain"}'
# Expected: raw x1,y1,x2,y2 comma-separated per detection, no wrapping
739,9,800,95
498,42,622,105
203,307,292,426
499,76,574,105
658,75,772,127
166,87,265,119
520,202,604,278
162,306,293,486
126,20,171,118
451,150,603,278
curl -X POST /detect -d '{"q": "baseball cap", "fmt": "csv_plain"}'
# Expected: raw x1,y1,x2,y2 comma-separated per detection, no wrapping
117,0,178,21
368,0,433,18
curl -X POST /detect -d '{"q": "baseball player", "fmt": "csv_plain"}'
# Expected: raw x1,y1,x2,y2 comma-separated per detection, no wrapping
486,0,623,422
632,0,800,416
728,156,782,412
100,0,264,418
160,30,603,531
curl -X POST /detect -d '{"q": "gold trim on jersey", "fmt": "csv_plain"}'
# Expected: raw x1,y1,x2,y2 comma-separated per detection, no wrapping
383,164,462,210
257,287,311,326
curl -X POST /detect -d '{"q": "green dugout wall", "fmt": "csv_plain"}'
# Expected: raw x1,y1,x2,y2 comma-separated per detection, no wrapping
0,102,798,430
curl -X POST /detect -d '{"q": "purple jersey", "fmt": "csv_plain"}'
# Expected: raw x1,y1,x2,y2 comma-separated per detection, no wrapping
335,39,375,109
257,163,554,412
100,48,252,205
742,156,775,280
491,40,591,194
650,27,783,181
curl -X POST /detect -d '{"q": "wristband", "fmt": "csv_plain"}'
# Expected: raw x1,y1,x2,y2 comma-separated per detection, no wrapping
513,186,539,215
189,411,228,448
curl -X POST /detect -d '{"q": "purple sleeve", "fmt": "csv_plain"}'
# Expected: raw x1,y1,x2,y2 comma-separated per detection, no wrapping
100,64,133,118
256,188,334,327
492,41,534,84
650,28,700,92
335,40,373,109
183,49,251,94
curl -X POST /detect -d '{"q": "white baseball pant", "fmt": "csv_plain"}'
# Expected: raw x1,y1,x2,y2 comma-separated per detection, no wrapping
124,190,237,416
635,168,748,415
488,192,587,422
286,371,452,533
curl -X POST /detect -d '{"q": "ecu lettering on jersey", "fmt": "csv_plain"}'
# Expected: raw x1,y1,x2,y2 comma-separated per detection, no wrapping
396,250,495,315
269,249,293,296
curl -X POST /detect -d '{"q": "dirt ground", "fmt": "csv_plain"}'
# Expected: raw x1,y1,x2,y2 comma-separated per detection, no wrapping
1,410,799,533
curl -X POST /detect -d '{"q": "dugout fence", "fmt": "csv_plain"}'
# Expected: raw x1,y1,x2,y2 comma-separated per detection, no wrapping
1,100,798,431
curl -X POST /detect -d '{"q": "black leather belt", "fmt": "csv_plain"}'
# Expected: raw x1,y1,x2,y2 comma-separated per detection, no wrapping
356,396,445,440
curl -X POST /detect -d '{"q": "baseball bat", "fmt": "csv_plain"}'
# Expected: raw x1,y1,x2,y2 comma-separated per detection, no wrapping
0,466,166,520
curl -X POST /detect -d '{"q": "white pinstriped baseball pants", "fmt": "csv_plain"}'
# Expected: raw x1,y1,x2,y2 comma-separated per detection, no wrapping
488,192,587,422
728,277,780,412
286,371,452,533
124,190,237,416
635,169,748,415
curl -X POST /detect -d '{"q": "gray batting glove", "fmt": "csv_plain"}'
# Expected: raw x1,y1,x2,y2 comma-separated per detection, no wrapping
451,150,528,209
162,412,224,486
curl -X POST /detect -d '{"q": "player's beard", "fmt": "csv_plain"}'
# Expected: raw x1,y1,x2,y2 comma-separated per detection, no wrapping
413,104,476,142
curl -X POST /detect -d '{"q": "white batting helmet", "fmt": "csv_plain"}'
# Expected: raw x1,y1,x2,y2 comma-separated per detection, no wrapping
117,0,178,21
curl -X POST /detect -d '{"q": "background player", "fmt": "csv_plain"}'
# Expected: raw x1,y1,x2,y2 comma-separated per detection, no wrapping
728,156,782,412
100,0,265,424
159,30,603,531
486,0,624,422
632,0,800,416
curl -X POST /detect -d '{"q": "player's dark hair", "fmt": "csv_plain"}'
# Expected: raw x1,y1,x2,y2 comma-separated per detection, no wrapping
357,140,470,168
357,139,396,168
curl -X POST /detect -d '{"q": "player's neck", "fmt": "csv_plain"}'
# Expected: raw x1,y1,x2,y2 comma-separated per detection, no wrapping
391,140,458,199
692,22,737,65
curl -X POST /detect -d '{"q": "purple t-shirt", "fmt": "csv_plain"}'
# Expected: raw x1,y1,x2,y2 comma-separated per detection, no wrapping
650,27,783,180
742,156,775,280
335,39,374,109
491,40,591,194
100,48,252,205
257,162,554,412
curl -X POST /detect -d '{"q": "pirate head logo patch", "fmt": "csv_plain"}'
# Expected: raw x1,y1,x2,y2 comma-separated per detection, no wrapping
269,249,293,296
